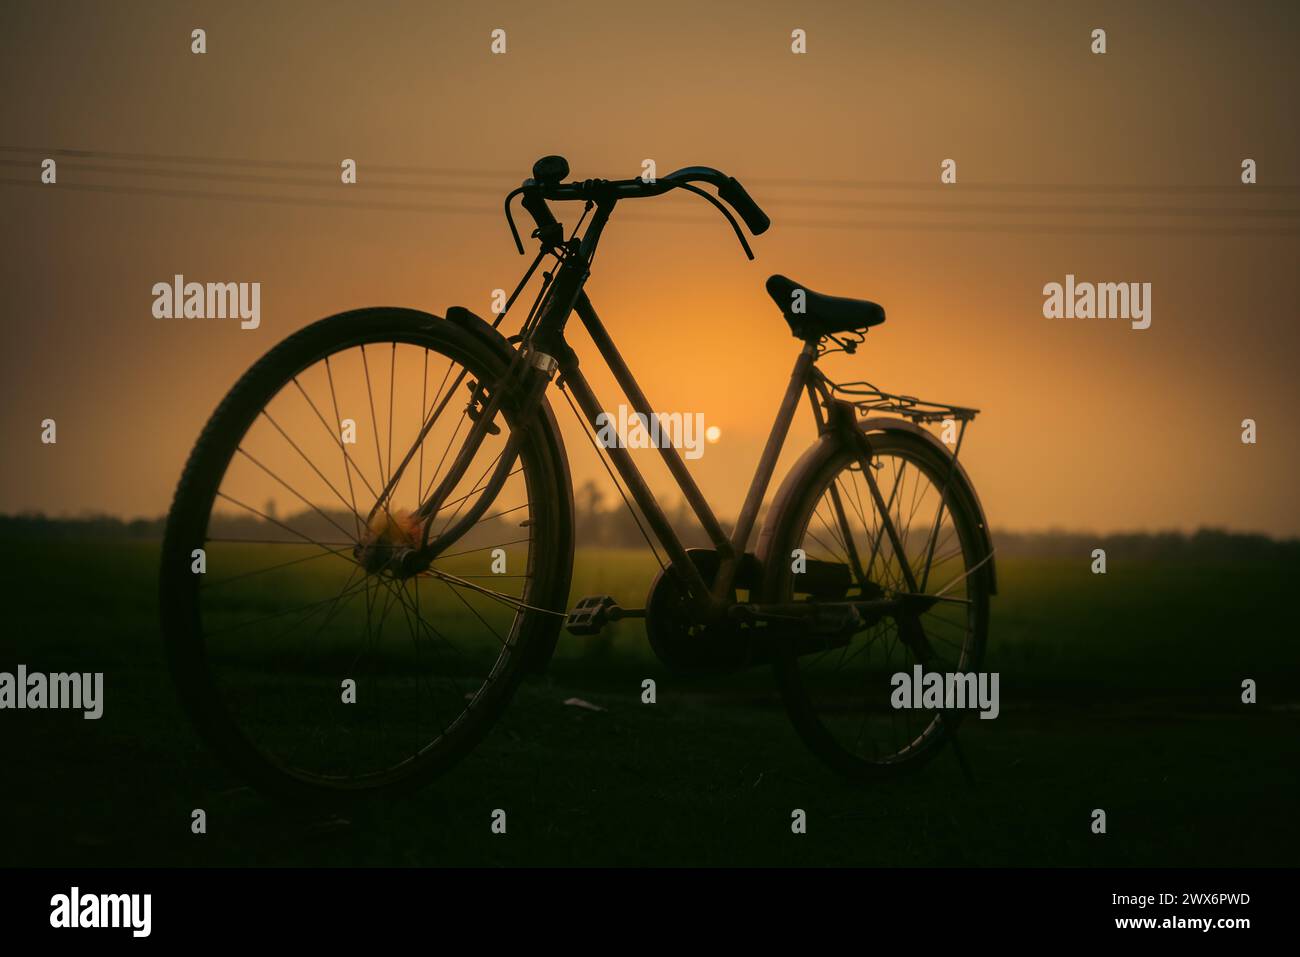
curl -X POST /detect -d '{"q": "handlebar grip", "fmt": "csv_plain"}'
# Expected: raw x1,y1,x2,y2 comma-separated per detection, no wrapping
717,177,770,235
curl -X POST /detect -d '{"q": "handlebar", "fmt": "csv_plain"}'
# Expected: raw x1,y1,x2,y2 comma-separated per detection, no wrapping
504,156,770,258
717,176,770,235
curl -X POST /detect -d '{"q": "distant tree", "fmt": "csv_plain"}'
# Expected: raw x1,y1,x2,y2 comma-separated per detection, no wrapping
576,480,604,522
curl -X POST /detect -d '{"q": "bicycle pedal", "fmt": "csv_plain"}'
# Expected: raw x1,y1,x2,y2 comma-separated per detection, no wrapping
565,595,621,636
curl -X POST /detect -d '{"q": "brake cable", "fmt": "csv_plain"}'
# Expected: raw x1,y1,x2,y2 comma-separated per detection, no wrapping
494,245,548,330
570,200,594,239
670,182,754,259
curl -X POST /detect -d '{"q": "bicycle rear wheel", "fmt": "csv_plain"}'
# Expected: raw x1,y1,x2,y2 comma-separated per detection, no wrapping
760,426,991,781
160,308,573,803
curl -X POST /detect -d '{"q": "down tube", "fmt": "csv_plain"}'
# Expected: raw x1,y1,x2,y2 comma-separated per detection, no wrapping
556,363,714,604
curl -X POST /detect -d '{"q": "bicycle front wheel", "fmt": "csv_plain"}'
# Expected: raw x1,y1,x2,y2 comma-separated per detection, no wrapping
160,308,573,803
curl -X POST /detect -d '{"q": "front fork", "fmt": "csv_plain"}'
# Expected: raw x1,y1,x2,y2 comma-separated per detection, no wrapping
372,226,598,576
372,346,552,578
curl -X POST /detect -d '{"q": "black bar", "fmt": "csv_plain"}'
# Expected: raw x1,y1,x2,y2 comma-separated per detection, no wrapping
2,867,1284,944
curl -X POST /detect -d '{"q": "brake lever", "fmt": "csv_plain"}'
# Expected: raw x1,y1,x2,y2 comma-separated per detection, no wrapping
673,182,755,260
503,187,527,254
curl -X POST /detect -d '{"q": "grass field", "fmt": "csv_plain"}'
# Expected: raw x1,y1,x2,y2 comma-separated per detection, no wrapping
2,542,1297,866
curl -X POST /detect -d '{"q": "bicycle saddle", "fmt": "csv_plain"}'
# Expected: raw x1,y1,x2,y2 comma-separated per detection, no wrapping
765,274,886,339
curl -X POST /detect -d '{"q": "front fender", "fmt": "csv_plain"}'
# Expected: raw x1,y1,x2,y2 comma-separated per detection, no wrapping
444,305,577,670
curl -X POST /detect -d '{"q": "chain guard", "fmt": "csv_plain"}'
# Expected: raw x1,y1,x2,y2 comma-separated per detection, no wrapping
644,548,762,674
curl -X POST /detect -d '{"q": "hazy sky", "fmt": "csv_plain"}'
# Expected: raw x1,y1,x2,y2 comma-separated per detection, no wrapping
2,0,1297,534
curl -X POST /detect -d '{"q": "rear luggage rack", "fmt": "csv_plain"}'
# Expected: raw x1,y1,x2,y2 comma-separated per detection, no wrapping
827,378,980,425
815,372,987,601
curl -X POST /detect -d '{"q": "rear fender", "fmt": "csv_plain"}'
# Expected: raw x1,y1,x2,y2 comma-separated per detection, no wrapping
757,417,996,595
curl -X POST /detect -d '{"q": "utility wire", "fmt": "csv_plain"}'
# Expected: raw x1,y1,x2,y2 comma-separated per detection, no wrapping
3,158,1291,219
4,144,1296,194
0,145,508,179
0,157,501,196
4,142,1299,236
6,177,1298,237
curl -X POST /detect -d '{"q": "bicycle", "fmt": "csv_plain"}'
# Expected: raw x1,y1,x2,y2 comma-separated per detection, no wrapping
160,155,997,803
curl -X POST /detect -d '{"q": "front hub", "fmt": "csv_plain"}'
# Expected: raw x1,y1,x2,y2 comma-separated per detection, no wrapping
353,508,427,579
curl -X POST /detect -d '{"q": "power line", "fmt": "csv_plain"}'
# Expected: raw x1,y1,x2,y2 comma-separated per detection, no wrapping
765,196,1298,219
0,177,485,217
0,158,502,197
6,177,1298,237
765,215,1300,237
4,144,1296,194
0,145,507,180
2,158,1291,219
751,176,1300,195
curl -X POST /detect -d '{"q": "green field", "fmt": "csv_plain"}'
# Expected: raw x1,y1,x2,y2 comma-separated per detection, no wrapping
2,542,1297,866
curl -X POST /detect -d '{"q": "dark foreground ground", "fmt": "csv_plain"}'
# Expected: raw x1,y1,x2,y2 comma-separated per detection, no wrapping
2,543,1296,866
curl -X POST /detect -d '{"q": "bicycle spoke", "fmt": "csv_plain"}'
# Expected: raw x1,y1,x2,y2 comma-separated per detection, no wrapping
423,568,559,620
360,344,387,490
236,444,357,545
214,490,359,559
205,543,356,588
387,342,396,484
786,443,982,770
185,332,547,792
323,360,363,541
203,572,371,638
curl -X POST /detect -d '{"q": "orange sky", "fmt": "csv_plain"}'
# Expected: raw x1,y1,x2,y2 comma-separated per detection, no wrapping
2,0,1298,534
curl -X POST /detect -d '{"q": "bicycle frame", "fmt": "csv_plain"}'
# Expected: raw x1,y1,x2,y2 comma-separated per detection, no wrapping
393,189,977,620
554,291,818,613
